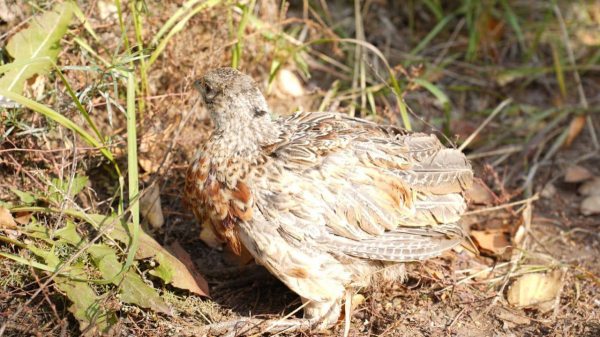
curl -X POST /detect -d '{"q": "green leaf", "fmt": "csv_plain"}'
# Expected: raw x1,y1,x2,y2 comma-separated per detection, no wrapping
11,207,209,297
55,274,117,337
10,188,37,204
48,176,88,204
105,218,209,296
87,244,172,315
0,2,73,94
55,220,85,247
27,245,61,268
0,251,75,275
23,223,54,243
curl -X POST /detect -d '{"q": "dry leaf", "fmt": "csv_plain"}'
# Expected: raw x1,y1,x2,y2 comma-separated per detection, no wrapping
507,270,563,312
564,165,594,183
276,69,305,98
496,309,531,325
466,182,493,204
471,229,510,255
168,241,210,297
580,195,600,216
351,294,365,312
578,177,600,196
0,206,18,230
27,74,46,101
14,211,32,225
423,266,444,280
565,115,586,148
140,185,164,229
479,13,505,44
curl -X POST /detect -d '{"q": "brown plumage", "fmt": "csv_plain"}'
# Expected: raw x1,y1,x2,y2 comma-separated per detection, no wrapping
183,67,473,329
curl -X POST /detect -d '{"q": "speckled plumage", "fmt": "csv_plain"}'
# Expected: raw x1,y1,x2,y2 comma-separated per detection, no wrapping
183,67,473,329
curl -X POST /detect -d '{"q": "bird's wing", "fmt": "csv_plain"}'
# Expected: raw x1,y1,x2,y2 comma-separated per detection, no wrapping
256,111,472,262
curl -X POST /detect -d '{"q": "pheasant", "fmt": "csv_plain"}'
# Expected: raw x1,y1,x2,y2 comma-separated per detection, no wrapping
183,67,473,330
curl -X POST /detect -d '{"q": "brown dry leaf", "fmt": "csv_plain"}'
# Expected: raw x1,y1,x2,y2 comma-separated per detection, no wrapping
423,266,444,280
13,211,32,225
351,294,365,312
507,270,563,312
578,177,600,196
564,115,586,148
479,13,505,44
513,203,530,246
140,185,164,229
0,206,18,230
576,29,600,46
496,309,531,325
471,229,510,255
564,165,594,183
28,74,46,101
466,182,493,204
168,241,210,297
580,195,600,216
276,68,305,98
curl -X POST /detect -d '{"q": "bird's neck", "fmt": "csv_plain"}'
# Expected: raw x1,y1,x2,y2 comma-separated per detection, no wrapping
208,118,280,160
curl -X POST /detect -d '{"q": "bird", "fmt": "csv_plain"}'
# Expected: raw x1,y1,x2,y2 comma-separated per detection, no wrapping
183,67,473,331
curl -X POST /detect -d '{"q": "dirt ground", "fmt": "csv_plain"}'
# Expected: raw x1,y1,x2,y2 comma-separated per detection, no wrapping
1,0,600,336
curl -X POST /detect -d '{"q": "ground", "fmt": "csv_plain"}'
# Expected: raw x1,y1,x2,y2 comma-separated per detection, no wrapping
0,0,599,336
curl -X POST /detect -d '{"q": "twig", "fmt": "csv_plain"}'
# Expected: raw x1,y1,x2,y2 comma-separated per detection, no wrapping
459,98,512,151
180,318,311,336
463,195,539,216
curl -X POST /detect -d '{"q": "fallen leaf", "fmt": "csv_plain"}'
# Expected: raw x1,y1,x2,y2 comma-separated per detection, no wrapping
565,115,586,148
507,270,563,312
166,241,210,297
0,206,18,230
13,211,31,225
276,69,305,98
140,185,164,229
351,294,365,312
466,182,494,204
564,165,594,183
471,229,511,255
496,309,531,325
580,195,600,216
578,177,600,196
423,266,444,280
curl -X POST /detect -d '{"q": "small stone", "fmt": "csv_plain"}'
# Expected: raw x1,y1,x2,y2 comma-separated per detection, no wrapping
578,177,600,196
540,183,556,199
581,195,600,216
